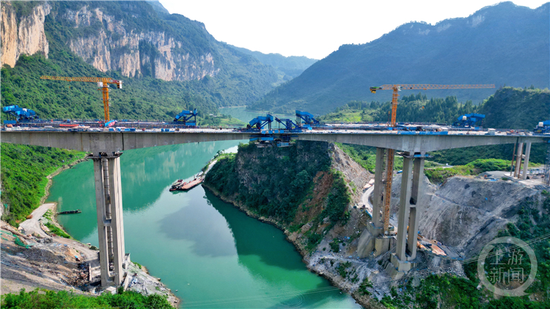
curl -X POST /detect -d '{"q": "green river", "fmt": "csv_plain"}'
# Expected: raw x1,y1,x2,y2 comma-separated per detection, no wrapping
48,108,360,309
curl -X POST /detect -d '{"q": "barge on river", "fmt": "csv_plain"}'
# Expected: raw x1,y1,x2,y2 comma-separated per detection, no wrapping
169,175,204,192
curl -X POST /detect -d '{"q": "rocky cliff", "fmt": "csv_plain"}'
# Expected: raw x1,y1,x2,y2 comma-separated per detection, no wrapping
60,4,218,81
1,2,51,68
1,2,219,82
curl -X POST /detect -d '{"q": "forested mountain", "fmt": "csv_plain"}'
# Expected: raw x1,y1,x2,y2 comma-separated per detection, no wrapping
1,1,278,121
251,2,549,114
230,46,317,85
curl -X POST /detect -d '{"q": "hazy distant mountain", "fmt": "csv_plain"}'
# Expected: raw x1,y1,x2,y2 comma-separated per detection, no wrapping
250,2,550,115
231,46,317,85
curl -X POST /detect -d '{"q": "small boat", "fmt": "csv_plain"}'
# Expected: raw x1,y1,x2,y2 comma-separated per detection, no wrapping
58,209,82,215
169,179,185,191
169,176,204,192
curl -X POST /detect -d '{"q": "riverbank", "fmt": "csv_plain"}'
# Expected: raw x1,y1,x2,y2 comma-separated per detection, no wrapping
202,182,381,309
40,157,89,205
1,158,180,308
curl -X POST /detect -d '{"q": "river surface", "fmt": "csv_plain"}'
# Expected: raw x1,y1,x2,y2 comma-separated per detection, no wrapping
48,111,360,308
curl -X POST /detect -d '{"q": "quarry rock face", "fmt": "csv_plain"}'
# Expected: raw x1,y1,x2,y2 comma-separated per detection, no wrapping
391,175,541,257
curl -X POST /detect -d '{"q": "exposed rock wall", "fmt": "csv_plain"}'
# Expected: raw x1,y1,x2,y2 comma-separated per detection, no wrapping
390,175,542,257
62,5,218,81
1,2,51,67
1,2,219,82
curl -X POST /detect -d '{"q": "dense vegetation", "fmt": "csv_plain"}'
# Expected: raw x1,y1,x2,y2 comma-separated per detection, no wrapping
1,144,85,227
250,2,549,114
381,194,550,308
205,141,351,229
323,88,550,166
1,288,172,308
481,87,550,129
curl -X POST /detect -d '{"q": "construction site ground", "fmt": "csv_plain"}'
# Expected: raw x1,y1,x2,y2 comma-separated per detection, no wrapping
1,203,179,307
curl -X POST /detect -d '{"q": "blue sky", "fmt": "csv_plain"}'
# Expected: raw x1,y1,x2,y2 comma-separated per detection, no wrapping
159,0,548,59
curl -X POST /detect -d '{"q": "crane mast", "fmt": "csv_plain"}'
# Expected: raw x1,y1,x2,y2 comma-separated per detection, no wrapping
40,76,122,122
370,83,495,234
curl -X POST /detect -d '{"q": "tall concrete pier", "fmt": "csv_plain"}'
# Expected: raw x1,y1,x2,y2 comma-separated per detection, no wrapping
391,152,425,276
90,152,127,287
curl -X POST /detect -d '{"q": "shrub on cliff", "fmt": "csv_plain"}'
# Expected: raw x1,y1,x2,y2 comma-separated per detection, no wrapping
204,141,349,225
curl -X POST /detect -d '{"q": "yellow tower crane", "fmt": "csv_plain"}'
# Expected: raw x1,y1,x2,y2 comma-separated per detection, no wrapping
369,83,495,234
40,76,123,122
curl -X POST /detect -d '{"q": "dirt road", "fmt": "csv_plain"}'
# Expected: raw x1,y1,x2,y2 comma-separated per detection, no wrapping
18,203,55,237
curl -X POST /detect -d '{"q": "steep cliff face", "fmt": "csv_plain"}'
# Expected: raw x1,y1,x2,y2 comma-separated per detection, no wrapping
1,2,51,68
60,4,218,81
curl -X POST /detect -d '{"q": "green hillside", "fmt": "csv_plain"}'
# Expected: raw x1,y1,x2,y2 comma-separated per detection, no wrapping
1,1,278,123
250,2,549,114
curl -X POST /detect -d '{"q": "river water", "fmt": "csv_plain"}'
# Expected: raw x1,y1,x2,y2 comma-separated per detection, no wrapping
48,110,360,308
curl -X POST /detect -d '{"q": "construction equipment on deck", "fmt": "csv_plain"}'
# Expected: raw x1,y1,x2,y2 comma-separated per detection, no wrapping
453,113,485,128
248,114,274,130
534,120,550,134
2,105,39,123
40,76,122,122
173,109,198,126
370,83,495,234
274,117,300,131
295,110,319,129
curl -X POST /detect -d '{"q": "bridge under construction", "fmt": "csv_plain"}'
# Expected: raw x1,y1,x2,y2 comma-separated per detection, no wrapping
3,127,545,285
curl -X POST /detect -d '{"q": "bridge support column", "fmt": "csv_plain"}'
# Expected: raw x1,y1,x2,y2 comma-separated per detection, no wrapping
390,152,425,277
395,155,413,262
91,152,127,287
407,155,424,261
515,143,524,178
372,148,385,229
357,147,391,258
522,142,532,180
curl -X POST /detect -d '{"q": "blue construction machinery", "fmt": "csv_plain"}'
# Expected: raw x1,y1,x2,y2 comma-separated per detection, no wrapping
247,114,273,130
247,114,300,147
173,109,197,126
534,121,550,134
274,117,300,132
452,113,485,129
2,105,39,124
295,110,320,129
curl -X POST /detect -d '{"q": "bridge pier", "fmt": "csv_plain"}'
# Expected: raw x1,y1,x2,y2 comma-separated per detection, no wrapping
390,152,424,277
357,148,393,258
90,152,127,287
522,142,532,180
514,142,524,178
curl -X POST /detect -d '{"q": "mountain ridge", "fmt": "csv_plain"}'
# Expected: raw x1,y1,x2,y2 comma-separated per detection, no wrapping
250,1,550,115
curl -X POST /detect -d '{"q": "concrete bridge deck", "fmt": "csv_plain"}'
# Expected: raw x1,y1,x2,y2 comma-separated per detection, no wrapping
1,128,546,153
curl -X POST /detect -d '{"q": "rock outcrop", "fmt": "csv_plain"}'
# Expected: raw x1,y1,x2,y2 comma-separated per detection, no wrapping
1,2,51,67
389,174,543,257
62,5,218,81
1,2,219,82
